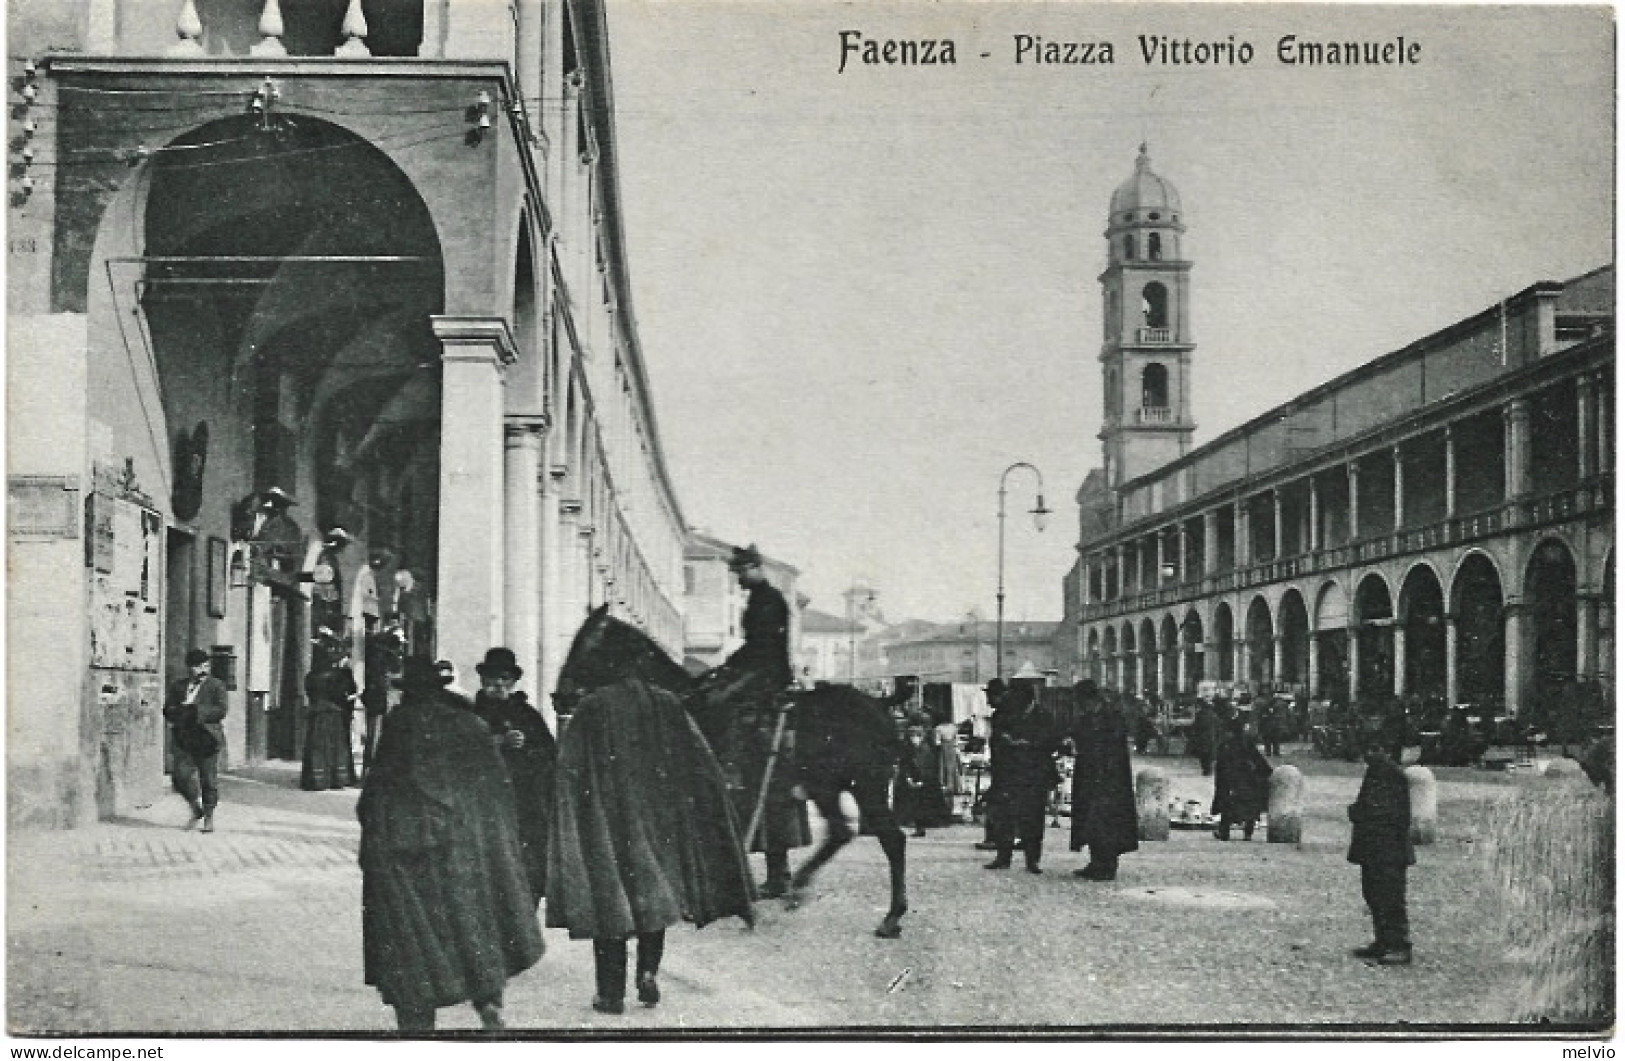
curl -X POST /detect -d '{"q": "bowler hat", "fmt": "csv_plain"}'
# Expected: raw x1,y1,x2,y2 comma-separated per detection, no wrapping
261,486,296,509
324,526,352,545
727,544,763,572
476,647,522,679
185,648,211,668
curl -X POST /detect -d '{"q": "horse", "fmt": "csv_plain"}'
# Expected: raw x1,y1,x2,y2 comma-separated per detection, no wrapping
553,604,912,938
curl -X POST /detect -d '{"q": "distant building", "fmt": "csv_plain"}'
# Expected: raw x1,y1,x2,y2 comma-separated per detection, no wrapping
1061,148,1613,714
885,620,1060,685
797,606,864,685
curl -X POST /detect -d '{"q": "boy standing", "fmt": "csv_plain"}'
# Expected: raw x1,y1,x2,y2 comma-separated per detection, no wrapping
1347,748,1415,965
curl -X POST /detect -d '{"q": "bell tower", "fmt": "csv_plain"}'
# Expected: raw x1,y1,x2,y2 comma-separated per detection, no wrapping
1098,144,1196,488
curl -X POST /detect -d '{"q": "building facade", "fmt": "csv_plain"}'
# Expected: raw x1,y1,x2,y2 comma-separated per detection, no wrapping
884,620,1058,686
796,605,863,686
8,0,689,827
1063,150,1613,716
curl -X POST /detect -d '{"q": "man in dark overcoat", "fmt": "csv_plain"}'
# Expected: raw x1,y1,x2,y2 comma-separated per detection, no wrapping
164,648,229,832
983,682,1060,873
358,657,543,1030
1347,747,1415,964
1211,717,1273,840
470,646,557,907
692,544,808,897
547,666,755,1014
1189,699,1219,776
1070,682,1139,881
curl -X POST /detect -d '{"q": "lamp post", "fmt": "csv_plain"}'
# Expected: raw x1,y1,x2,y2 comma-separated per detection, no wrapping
996,462,1052,683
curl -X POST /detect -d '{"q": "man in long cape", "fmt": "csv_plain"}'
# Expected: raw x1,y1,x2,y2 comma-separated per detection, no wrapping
546,675,755,1014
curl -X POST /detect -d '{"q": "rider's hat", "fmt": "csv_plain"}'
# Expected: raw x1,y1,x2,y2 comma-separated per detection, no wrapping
727,544,763,572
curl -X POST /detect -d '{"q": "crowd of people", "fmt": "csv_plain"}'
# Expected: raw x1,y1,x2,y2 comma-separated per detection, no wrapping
171,536,1625,1024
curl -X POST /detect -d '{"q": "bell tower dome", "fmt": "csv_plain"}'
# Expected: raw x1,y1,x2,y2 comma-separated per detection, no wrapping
1098,144,1196,488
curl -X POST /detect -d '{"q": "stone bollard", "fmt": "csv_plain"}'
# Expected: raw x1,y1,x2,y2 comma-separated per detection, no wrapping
1540,757,1587,783
1267,765,1304,844
1136,767,1169,841
1405,765,1438,845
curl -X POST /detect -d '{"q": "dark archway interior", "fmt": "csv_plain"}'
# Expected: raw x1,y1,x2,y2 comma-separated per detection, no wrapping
1453,555,1505,708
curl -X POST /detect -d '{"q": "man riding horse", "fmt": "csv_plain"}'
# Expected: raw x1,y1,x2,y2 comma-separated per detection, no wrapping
691,545,810,898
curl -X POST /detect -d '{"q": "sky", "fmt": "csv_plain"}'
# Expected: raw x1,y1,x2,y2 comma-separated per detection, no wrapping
603,1,1614,626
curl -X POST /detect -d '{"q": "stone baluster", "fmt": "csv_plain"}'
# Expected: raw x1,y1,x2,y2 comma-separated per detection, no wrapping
168,0,205,55
250,0,287,56
336,0,371,56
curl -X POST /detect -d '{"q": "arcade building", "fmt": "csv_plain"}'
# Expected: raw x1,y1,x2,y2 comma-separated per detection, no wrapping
1062,147,1614,722
8,0,689,827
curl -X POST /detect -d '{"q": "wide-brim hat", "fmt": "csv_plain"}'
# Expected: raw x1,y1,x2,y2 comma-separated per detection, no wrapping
476,646,522,679
727,544,763,572
324,526,352,545
184,648,211,667
400,655,444,691
262,486,296,508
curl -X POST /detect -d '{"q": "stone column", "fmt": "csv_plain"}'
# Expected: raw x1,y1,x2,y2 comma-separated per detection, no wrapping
515,0,543,122
432,317,516,684
1309,477,1320,551
556,499,583,660
1392,445,1405,530
1392,618,1407,698
502,417,546,686
1577,375,1595,481
1577,591,1599,681
1308,633,1321,698
1202,640,1217,680
1504,598,1528,717
1444,424,1457,519
1155,531,1166,587
1348,463,1361,541
1235,638,1249,689
1597,373,1612,475
1349,623,1363,702
1237,501,1251,566
1443,615,1458,708
537,464,564,713
1176,636,1189,692
1177,523,1189,583
1115,544,1126,600
1203,509,1218,574
1272,489,1283,559
1504,399,1531,500
1271,634,1284,690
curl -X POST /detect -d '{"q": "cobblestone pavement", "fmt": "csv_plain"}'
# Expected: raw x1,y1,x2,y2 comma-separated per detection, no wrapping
4,752,1606,1038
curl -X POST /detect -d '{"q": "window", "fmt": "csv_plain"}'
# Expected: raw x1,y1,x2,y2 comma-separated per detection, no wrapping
1142,282,1169,328
1148,233,1162,260
1142,363,1169,408
1123,235,1136,260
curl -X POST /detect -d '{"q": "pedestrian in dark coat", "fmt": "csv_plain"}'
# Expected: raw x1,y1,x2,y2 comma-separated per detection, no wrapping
471,647,557,906
546,676,755,1014
893,725,931,836
1211,718,1273,840
164,648,229,832
302,658,358,790
1069,683,1139,880
984,683,1060,873
1189,700,1219,775
358,657,543,1031
1347,748,1415,964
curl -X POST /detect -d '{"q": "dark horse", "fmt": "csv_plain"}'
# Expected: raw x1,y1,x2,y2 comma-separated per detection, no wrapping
554,605,911,938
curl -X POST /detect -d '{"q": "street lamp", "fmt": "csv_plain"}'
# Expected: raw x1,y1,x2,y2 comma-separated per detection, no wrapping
996,462,1052,683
